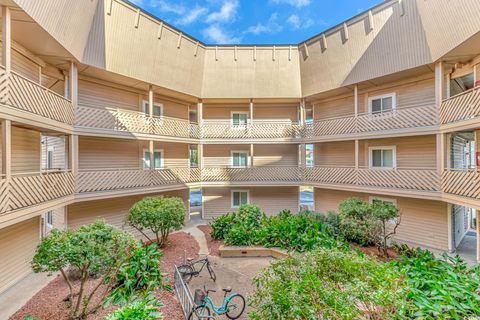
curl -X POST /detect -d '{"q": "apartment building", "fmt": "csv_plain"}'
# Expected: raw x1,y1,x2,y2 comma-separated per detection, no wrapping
1,0,480,294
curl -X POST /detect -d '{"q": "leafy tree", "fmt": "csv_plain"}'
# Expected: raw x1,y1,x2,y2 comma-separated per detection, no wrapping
31,220,166,320
127,196,186,247
371,200,401,257
338,198,380,246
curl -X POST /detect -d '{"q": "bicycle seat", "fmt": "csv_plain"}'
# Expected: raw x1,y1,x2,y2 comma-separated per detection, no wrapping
222,286,232,293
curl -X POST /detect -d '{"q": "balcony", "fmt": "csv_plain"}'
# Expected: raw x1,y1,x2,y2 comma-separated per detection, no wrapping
75,168,201,195
76,105,199,140
0,170,75,215
200,120,302,140
304,103,438,140
304,166,440,194
440,86,480,127
201,166,302,184
442,169,480,203
0,66,75,128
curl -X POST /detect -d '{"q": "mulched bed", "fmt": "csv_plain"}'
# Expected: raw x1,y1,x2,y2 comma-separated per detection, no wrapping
197,225,223,257
351,244,399,261
11,231,199,320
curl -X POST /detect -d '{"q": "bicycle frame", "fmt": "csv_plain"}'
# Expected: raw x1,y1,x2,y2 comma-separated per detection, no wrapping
201,293,241,315
191,258,209,273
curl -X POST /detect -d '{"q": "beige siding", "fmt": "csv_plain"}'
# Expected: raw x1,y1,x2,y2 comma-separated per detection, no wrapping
67,190,189,238
203,105,249,120
0,217,40,294
78,79,140,111
2,127,41,174
203,145,250,167
315,141,355,167
253,104,298,122
41,136,66,170
12,50,40,82
139,94,189,119
138,141,189,167
203,186,299,219
359,135,436,168
314,96,355,120
254,144,298,166
79,137,140,169
314,188,449,250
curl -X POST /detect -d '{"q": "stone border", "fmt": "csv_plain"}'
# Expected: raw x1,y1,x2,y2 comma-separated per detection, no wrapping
219,245,289,259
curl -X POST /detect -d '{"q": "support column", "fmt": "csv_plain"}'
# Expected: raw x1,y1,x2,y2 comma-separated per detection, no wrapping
355,139,359,170
198,144,203,169
299,144,306,167
69,62,78,106
249,99,254,124
354,85,358,117
250,144,254,167
436,133,445,175
148,85,154,117
1,119,11,180
446,133,452,169
447,203,453,253
435,61,444,108
63,72,69,99
300,99,306,126
69,134,78,176
476,209,480,262
197,100,203,126
149,140,154,169
2,6,11,72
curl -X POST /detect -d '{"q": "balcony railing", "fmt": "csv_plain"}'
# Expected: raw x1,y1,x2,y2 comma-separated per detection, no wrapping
442,169,480,200
304,166,440,192
201,166,302,183
304,103,437,139
0,170,75,214
201,120,302,140
440,86,480,125
0,65,74,125
76,105,199,139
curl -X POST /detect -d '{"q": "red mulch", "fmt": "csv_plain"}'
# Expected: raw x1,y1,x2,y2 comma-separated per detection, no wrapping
197,225,223,257
351,244,399,261
11,231,199,320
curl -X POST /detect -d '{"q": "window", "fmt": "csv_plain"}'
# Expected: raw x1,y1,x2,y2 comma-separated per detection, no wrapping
299,186,314,211
231,112,248,127
368,93,396,114
231,151,248,167
46,211,53,228
450,72,474,97
189,106,198,123
232,190,249,208
46,147,54,170
369,146,396,169
305,106,314,124
305,144,314,167
189,145,198,168
143,100,163,117
143,149,163,169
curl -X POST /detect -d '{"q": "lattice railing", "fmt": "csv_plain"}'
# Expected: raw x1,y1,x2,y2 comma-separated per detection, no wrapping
304,104,437,139
304,166,357,185
76,105,198,139
201,166,302,182
0,171,74,215
0,66,74,125
442,169,480,199
440,87,480,125
201,120,302,139
357,167,440,192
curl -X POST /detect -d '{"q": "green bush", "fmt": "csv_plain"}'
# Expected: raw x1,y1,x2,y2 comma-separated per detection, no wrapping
210,213,236,240
321,211,342,238
105,294,164,320
395,249,480,319
127,196,186,247
250,247,405,320
338,198,379,246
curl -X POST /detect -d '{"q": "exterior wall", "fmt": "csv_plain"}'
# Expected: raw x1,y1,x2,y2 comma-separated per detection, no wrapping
315,188,449,250
0,217,40,294
253,104,299,122
203,105,249,120
203,144,250,167
202,186,299,219
0,43,42,82
0,127,42,174
67,190,189,238
315,141,355,167
314,95,355,120
41,136,66,170
254,144,298,166
79,79,140,111
359,135,436,168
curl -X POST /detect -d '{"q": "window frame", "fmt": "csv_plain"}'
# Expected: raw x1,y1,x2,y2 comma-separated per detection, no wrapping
230,150,249,168
45,211,53,229
189,145,199,168
142,100,164,117
305,144,315,167
231,190,250,209
142,148,164,169
368,146,396,169
368,93,396,114
230,111,249,128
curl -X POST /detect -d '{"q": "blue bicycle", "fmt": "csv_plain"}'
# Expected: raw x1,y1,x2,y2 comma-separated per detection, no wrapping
188,286,246,320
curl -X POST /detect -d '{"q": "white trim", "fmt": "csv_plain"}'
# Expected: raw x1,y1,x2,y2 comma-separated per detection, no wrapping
46,146,55,170
142,148,164,169
230,111,249,128
45,210,53,229
368,146,396,169
231,189,250,208
230,150,250,167
368,92,396,113
142,99,164,116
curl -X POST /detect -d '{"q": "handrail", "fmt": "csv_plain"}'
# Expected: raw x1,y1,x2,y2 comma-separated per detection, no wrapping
442,86,480,102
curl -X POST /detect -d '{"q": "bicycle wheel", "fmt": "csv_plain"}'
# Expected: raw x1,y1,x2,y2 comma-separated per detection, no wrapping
177,264,194,283
188,305,211,320
206,262,216,282
225,294,245,319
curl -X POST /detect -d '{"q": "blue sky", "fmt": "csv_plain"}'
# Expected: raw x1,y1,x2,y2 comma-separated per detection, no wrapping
129,0,383,45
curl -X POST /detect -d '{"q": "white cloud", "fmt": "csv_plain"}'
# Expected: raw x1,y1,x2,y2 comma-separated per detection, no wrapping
206,0,239,23
150,0,185,15
203,24,241,44
246,13,282,35
176,6,208,25
287,14,314,29
271,0,310,8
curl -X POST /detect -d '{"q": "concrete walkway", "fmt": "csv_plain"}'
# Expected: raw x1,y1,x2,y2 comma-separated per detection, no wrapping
0,272,58,320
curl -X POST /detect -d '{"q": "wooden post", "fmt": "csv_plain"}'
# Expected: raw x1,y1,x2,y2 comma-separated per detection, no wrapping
197,101,203,126
435,61,444,108
476,209,480,262
63,72,69,99
355,139,359,170
148,85,154,117
447,203,453,252
149,140,154,169
446,133,451,169
69,62,78,106
2,6,11,72
69,134,78,176
249,99,254,124
250,144,254,167
300,99,306,126
1,119,11,180
436,133,445,175
354,85,358,117
198,144,203,170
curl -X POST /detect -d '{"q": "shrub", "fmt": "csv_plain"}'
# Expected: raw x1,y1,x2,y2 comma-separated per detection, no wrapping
105,294,164,320
371,200,400,256
322,211,342,238
127,196,186,247
394,250,480,318
210,213,236,240
338,198,379,246
250,247,405,320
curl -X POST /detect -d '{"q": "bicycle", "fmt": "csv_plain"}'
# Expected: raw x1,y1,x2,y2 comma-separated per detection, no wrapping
178,255,216,283
188,286,246,320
